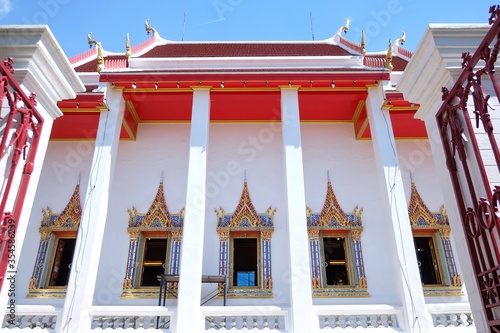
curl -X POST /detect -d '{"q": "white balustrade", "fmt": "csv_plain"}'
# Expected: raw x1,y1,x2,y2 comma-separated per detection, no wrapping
427,303,474,328
202,305,288,331
2,305,59,330
315,304,400,330
89,306,173,331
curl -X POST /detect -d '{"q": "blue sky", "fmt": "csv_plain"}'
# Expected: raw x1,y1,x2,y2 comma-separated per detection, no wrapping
0,0,493,58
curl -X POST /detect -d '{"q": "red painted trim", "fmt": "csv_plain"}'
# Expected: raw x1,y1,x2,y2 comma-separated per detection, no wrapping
100,72,390,83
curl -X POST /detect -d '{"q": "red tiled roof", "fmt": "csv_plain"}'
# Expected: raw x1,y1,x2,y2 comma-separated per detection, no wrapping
139,43,354,58
363,55,408,71
74,55,127,72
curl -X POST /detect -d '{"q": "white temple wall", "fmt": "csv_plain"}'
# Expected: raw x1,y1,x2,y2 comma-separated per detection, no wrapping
17,140,93,306
15,121,469,309
203,122,287,307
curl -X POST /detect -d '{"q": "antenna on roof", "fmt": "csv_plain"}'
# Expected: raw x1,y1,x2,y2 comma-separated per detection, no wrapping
182,12,187,41
309,12,315,41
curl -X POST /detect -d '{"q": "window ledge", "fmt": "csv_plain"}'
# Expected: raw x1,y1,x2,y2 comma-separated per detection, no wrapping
313,288,369,298
423,285,464,297
26,288,67,299
121,287,176,299
225,288,273,298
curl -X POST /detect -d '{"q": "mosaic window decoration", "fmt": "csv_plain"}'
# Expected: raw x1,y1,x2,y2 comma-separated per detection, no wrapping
27,184,82,298
408,181,462,296
306,178,368,298
215,180,275,298
121,181,184,299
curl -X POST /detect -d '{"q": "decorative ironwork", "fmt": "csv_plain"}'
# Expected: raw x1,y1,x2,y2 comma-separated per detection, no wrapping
0,57,44,290
436,5,500,330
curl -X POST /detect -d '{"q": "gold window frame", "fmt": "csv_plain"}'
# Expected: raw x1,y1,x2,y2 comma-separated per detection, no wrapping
136,234,171,288
121,181,184,299
27,184,82,299
408,180,463,297
216,179,275,298
306,178,368,298
319,232,354,289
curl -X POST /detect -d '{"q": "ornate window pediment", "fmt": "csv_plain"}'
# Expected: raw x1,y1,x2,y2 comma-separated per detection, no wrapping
216,180,275,298
28,184,82,298
307,179,368,298
122,181,184,298
408,181,462,296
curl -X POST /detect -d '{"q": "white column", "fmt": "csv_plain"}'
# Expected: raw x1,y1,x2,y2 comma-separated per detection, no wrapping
280,87,317,332
365,83,432,332
56,87,124,333
175,87,211,332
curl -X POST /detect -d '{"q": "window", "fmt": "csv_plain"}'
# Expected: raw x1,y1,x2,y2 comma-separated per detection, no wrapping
28,184,82,298
216,180,275,298
408,181,462,296
414,235,442,285
322,236,349,286
306,179,368,297
48,237,76,287
140,237,169,287
121,181,184,298
232,237,258,287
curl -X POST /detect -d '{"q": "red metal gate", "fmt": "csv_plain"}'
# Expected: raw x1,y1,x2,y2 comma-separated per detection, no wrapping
437,5,500,331
0,58,43,290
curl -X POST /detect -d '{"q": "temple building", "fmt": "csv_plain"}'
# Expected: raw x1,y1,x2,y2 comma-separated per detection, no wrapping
0,12,498,333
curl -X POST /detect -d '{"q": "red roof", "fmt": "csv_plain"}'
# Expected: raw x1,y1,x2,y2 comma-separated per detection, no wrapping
363,55,408,71
139,43,354,58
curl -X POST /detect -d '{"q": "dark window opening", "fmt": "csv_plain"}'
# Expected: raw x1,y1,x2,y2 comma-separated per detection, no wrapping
414,236,441,285
141,238,168,286
48,238,76,287
233,238,257,287
323,237,349,286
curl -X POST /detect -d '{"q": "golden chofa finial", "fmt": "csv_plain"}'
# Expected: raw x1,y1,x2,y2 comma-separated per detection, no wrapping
338,18,350,35
125,33,132,58
395,30,406,46
360,30,366,56
87,32,104,73
385,39,394,72
145,19,157,36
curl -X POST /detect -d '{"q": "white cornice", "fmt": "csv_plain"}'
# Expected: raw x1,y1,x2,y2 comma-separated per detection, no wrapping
0,25,85,119
397,24,491,122
126,55,365,72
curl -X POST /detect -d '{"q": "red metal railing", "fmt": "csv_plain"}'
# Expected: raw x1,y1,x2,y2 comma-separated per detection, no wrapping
0,58,43,290
437,5,500,331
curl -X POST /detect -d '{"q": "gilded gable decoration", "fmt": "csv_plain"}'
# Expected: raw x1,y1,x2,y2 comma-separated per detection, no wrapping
127,181,182,232
216,179,276,298
40,183,82,232
408,181,449,229
308,180,363,229
215,180,275,233
28,183,82,297
122,180,184,298
306,178,368,298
